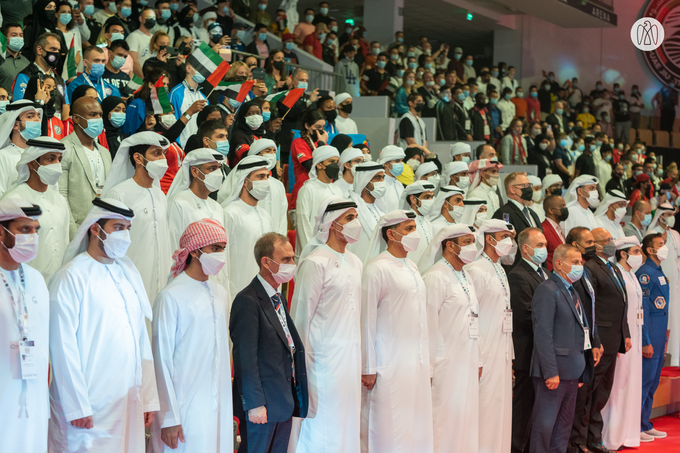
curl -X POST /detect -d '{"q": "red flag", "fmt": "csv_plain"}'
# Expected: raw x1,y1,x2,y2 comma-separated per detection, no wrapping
206,60,231,87
235,80,255,102
541,69,547,78
282,88,305,108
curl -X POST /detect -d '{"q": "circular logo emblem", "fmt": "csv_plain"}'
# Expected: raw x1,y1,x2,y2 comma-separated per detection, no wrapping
54,125,61,135
105,87,112,95
631,17,664,51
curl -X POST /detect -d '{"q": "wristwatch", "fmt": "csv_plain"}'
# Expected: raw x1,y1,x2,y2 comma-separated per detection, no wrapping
183,112,192,120
35,99,45,106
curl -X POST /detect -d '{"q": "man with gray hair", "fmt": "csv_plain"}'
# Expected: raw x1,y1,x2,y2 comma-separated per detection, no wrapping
230,232,309,453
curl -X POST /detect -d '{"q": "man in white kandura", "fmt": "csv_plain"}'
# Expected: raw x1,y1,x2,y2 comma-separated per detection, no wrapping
361,210,434,453
292,196,362,453
466,219,516,453
467,158,504,217
0,100,43,197
348,162,386,262
376,145,406,213
399,180,436,264
2,138,69,282
601,237,644,450
563,175,599,237
48,198,159,453
333,147,365,198
295,145,343,258
594,190,627,240
0,198,49,453
246,139,289,235
419,224,482,453
220,155,274,298
167,148,225,248
150,219,233,453
103,132,173,306
428,185,466,235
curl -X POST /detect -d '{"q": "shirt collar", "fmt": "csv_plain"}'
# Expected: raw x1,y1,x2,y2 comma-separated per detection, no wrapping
523,257,539,271
256,273,280,297
555,272,572,289
509,198,525,211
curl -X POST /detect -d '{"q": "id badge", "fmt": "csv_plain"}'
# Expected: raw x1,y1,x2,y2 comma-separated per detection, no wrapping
583,327,592,350
465,119,471,130
483,124,491,136
503,309,513,333
637,307,644,326
95,186,103,198
469,314,479,339
18,341,37,380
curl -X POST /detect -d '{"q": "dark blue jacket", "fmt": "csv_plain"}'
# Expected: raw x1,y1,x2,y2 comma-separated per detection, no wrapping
636,259,670,350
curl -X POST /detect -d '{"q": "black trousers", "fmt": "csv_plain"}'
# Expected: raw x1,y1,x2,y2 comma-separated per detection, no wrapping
238,417,293,453
530,377,579,453
661,108,676,133
512,369,536,453
567,352,617,452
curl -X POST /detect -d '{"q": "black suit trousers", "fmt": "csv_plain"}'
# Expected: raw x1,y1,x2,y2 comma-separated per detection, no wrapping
567,352,618,452
512,369,535,453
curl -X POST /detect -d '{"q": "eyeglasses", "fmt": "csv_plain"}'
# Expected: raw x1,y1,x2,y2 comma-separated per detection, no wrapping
513,183,532,189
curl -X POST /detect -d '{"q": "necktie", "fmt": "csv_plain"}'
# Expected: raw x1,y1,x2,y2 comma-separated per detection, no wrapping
522,206,534,227
569,286,582,317
606,262,624,293
271,293,296,379
537,266,547,280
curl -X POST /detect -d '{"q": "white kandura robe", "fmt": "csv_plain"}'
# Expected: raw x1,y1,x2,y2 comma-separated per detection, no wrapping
258,177,288,235
595,215,625,240
48,254,159,453
361,251,434,453
149,272,233,453
649,225,680,366
295,179,343,258
223,199,273,298
107,179,173,306
423,260,481,453
602,264,643,450
2,184,70,282
0,263,50,453
429,216,454,238
409,213,433,265
348,193,384,264
333,177,353,199
0,143,23,198
466,254,513,453
562,203,597,237
376,175,404,213
292,245,362,453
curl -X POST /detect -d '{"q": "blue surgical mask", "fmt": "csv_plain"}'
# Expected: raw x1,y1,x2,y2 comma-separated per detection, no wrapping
285,42,295,51
454,53,462,60
560,139,568,147
605,154,612,162
121,6,132,17
408,62,417,69
77,115,104,138
457,93,465,101
556,108,563,115
389,162,404,177
531,91,537,98
578,144,585,152
391,54,399,61
228,99,241,109
298,81,308,90
466,59,473,66
320,7,328,14
258,32,267,41
424,63,432,69
492,70,499,77
441,96,450,103
490,98,498,105
111,32,125,42
407,51,415,58
108,2,117,13
160,9,171,20
59,13,72,25
504,94,511,100
462,156,470,163
319,33,326,42
642,214,652,226
7,37,24,53
89,63,105,79
20,121,42,140
84,4,95,15
376,60,386,69
258,3,266,9
215,139,230,155
439,79,446,86
191,70,205,84
397,37,404,43
397,69,405,77
109,112,126,127
170,2,179,9
306,14,314,22
112,55,126,69
463,90,469,98
529,246,548,265
140,0,148,4
0,100,8,114
565,264,584,282
263,111,271,122
193,12,199,22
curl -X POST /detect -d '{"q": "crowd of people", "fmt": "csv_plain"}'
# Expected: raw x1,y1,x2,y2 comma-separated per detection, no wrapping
1,1,679,453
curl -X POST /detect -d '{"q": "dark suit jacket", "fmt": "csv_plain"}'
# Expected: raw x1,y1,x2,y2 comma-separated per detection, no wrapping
469,107,493,143
585,257,631,354
541,219,565,272
546,113,564,136
530,273,591,383
509,258,552,371
230,276,309,422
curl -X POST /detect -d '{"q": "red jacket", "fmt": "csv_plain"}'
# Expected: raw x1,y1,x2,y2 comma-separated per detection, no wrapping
542,218,565,271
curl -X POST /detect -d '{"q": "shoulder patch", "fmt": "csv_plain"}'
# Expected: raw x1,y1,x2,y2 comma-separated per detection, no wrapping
297,153,305,159
643,288,650,297
639,274,649,285
655,296,667,309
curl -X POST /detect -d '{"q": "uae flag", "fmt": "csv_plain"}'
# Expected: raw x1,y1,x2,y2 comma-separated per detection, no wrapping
187,42,231,88
214,80,255,102
66,36,77,79
127,73,144,93
0,33,6,55
266,88,305,108
150,76,172,114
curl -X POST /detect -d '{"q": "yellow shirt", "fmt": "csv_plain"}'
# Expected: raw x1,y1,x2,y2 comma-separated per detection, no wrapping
397,163,415,186
576,112,596,130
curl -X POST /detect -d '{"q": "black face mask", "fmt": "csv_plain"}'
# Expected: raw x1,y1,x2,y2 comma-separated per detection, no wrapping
273,60,284,71
580,244,597,259
310,130,319,142
519,186,533,202
414,102,425,112
211,33,222,44
614,172,624,179
550,187,563,196
178,42,192,56
323,109,337,123
144,18,157,29
323,162,340,180
46,10,56,24
339,103,353,114
42,50,61,68
554,207,569,221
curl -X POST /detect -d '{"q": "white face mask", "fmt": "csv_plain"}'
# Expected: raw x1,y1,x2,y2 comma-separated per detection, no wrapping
261,153,277,170
614,206,626,221
626,253,643,271
395,230,421,252
486,175,499,187
246,114,264,130
2,228,39,263
199,168,224,192
531,190,542,203
539,142,548,151
363,153,373,162
98,226,131,259
475,211,488,224
198,250,226,275
335,218,361,244
247,178,271,200
407,158,421,171
455,175,470,189
268,258,296,284
427,175,440,188
492,236,513,256
657,245,669,261
583,189,599,207
145,158,169,180
663,215,676,228
456,243,478,263
369,181,386,199
450,204,465,221
36,162,63,186
418,199,434,216
160,114,175,129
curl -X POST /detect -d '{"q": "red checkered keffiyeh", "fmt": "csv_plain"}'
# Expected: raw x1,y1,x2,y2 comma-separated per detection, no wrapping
171,219,228,277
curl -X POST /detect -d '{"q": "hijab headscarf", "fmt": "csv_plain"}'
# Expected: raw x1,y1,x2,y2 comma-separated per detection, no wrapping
102,96,126,156
330,133,352,151
228,100,265,163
